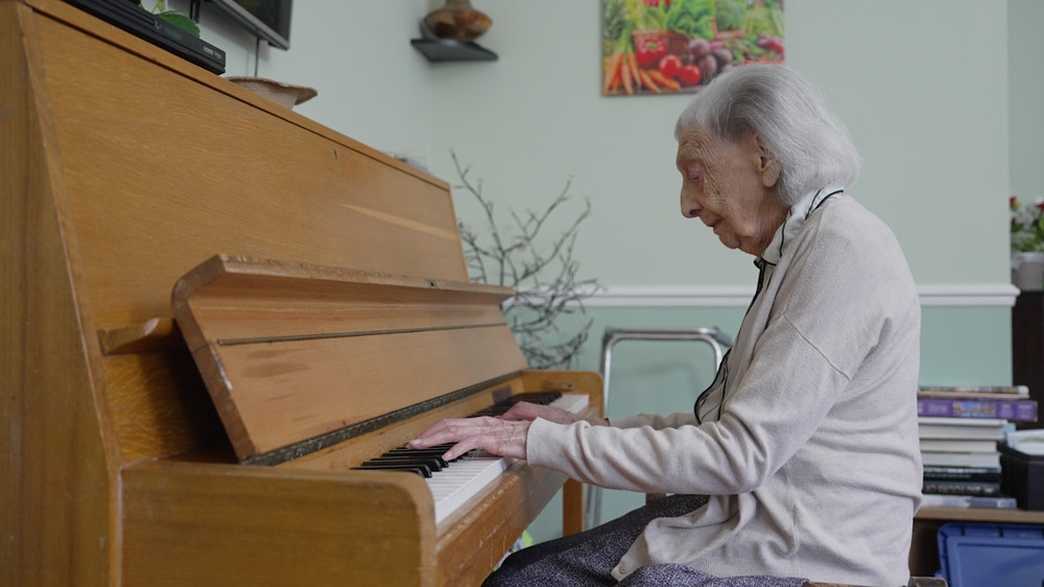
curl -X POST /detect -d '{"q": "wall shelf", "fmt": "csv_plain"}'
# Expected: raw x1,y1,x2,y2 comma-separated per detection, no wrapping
410,38,497,63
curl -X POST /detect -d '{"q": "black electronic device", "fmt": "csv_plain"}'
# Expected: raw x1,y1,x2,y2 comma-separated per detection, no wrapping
1001,444,1044,511
64,0,226,74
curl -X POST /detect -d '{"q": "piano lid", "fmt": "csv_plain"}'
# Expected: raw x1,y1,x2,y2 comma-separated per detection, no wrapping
172,255,527,463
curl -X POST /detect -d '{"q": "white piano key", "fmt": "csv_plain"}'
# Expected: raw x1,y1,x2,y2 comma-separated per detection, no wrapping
427,393,589,524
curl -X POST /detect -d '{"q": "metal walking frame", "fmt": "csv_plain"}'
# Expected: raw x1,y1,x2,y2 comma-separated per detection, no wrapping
584,327,734,530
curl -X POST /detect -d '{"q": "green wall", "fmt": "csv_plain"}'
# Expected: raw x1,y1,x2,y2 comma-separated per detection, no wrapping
1008,0,1044,199
431,0,1011,287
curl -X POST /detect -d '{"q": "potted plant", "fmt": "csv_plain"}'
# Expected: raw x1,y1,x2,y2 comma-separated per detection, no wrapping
1011,195,1044,291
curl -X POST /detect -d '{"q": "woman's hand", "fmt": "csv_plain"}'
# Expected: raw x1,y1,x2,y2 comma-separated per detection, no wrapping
499,401,580,425
409,416,530,460
501,401,610,427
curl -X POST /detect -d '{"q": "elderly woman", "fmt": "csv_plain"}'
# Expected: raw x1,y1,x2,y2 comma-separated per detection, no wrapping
412,65,922,587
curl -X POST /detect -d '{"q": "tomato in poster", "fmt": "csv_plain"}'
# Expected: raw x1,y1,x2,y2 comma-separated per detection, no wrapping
677,64,701,87
658,54,682,79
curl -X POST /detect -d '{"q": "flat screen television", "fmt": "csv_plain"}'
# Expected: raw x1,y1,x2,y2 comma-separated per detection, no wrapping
209,0,292,50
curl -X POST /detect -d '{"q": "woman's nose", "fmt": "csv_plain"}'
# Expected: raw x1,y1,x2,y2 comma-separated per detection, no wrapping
681,192,700,218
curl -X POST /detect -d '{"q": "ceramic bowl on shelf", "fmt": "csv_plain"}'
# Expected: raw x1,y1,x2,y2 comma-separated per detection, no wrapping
423,0,492,42
225,76,317,110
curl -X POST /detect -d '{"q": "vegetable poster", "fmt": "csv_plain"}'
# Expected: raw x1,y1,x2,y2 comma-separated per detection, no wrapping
602,0,784,96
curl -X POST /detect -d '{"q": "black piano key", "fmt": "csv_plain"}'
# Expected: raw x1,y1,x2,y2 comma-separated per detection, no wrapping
352,465,426,478
490,391,563,410
364,456,445,472
366,454,444,465
512,391,562,405
384,449,462,463
386,447,449,454
353,463,432,478
467,392,564,419
381,450,449,464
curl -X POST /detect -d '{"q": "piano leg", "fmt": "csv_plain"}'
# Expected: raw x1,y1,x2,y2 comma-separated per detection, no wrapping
563,479,584,535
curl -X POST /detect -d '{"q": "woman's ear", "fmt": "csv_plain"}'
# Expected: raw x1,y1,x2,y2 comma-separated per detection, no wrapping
761,159,782,188
752,133,781,188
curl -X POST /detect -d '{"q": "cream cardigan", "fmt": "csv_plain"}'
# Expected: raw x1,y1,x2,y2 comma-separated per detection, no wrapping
527,192,923,586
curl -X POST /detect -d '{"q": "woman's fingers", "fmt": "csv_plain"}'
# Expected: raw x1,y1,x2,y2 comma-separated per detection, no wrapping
409,418,466,446
408,417,531,461
499,401,541,421
409,417,496,448
501,401,579,426
443,436,481,461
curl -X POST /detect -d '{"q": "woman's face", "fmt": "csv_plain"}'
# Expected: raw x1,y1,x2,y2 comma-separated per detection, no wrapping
676,126,786,256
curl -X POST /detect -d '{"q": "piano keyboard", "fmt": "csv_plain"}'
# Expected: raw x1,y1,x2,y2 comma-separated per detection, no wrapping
353,392,589,524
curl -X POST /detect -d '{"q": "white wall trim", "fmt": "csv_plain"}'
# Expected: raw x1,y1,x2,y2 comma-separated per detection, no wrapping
579,283,1020,308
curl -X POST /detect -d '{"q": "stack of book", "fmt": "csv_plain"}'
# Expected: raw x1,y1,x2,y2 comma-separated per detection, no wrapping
918,385,1038,509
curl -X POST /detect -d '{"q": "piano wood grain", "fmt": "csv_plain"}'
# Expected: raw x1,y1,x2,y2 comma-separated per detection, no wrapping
98,318,178,355
28,0,469,330
103,350,227,461
1,4,115,585
216,327,525,458
23,0,445,190
172,256,528,461
171,255,514,350
121,461,437,587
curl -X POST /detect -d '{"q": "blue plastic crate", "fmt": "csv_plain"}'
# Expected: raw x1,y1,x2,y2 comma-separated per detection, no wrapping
937,523,1044,587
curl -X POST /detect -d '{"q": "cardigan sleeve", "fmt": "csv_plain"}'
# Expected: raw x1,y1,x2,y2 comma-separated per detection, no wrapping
526,315,851,494
612,412,698,430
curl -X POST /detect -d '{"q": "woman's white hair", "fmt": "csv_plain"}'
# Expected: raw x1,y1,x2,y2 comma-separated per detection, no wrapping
675,65,861,206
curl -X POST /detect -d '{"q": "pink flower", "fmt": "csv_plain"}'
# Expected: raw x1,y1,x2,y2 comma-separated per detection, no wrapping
1011,195,1021,210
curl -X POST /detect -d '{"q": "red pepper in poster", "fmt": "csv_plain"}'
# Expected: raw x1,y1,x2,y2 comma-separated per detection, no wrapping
635,36,667,69
658,54,682,79
677,64,702,87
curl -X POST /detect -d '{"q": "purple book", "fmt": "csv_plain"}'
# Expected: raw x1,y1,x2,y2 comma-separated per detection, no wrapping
917,397,1038,422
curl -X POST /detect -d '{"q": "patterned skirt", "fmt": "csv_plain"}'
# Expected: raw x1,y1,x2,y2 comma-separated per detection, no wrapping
482,494,807,587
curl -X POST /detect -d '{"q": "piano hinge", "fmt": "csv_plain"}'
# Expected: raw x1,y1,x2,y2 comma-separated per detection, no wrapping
242,372,521,466
215,321,506,347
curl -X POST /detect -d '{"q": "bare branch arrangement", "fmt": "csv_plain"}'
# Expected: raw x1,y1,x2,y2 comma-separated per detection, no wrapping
451,151,601,369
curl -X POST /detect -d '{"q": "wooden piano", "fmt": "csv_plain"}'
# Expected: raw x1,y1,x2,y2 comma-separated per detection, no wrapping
0,1,603,585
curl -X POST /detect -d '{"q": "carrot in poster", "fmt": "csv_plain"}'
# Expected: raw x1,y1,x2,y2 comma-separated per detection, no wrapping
603,52,624,94
607,63,621,93
648,70,681,92
621,57,633,94
640,70,660,93
626,52,641,91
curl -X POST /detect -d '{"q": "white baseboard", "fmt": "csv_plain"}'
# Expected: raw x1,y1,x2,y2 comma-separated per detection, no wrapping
577,284,1019,308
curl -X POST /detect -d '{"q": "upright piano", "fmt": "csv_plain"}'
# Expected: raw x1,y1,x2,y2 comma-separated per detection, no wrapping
0,1,603,585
